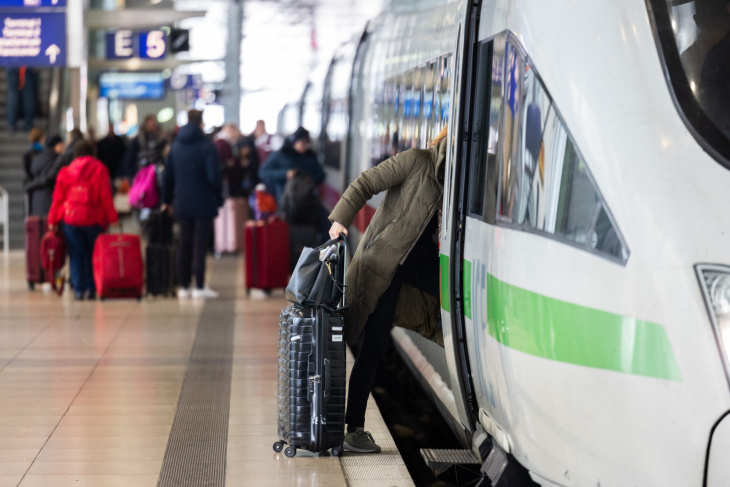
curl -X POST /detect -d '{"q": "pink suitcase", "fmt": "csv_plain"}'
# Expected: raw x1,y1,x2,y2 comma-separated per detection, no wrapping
214,197,248,254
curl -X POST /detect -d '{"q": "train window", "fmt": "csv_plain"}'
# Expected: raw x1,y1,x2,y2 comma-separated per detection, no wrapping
647,0,730,167
467,42,494,218
554,140,601,244
440,55,452,127
497,42,525,222
480,35,628,262
423,63,435,146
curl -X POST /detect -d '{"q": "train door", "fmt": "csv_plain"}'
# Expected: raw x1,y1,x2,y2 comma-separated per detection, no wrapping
456,33,514,450
438,14,480,440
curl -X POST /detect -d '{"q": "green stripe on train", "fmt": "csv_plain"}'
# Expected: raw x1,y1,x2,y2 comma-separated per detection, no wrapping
440,254,450,312
463,259,472,319
463,260,682,382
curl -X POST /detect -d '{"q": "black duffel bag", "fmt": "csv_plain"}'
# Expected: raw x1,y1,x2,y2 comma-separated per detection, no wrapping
285,234,348,309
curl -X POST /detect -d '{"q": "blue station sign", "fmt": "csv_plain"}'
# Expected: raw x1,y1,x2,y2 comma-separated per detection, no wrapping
0,0,66,6
106,30,167,60
0,11,66,66
99,72,166,100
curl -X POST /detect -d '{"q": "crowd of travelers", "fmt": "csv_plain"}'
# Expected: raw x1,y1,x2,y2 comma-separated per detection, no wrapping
21,103,447,457
23,111,329,301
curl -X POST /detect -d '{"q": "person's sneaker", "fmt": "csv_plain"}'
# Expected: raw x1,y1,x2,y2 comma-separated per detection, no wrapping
86,290,96,300
343,428,381,453
74,291,84,301
192,287,219,299
177,288,191,299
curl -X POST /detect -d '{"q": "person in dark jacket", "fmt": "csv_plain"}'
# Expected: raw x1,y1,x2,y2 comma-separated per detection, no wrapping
22,128,44,183
121,115,164,179
28,129,84,193
236,135,260,197
162,110,223,299
24,135,65,216
96,125,127,182
258,126,325,203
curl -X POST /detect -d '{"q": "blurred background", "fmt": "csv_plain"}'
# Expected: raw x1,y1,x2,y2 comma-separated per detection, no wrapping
0,0,386,249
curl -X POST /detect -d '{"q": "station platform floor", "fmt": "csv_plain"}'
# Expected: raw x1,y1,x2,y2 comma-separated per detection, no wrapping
0,251,415,487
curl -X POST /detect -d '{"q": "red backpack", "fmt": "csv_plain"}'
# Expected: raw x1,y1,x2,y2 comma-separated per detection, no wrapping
41,229,67,296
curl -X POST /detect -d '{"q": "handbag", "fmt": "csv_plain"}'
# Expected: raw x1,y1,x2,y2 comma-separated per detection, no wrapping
285,234,348,309
41,228,67,296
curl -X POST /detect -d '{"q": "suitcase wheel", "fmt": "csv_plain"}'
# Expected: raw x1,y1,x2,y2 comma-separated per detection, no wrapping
284,446,296,458
331,445,343,457
272,441,284,453
28,281,34,291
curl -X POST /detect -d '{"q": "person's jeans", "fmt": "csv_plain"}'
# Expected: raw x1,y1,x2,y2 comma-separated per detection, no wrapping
177,218,214,289
344,235,439,429
63,224,104,294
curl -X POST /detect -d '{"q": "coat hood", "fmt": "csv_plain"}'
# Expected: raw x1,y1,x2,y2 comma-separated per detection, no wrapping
177,123,205,144
431,137,447,179
67,156,103,181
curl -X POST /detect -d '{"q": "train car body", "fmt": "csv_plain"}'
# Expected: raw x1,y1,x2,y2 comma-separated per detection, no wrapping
292,0,730,485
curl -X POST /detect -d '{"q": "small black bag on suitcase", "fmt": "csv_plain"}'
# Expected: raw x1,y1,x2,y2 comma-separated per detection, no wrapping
273,235,348,458
145,210,176,297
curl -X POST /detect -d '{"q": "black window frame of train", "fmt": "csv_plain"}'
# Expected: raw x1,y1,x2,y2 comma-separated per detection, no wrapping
645,0,730,168
461,31,630,266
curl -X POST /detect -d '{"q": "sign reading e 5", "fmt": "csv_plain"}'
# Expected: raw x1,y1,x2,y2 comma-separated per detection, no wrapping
106,30,166,60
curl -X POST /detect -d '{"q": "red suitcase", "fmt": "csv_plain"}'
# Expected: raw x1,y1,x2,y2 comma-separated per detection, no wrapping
244,218,289,294
93,234,144,300
25,216,48,290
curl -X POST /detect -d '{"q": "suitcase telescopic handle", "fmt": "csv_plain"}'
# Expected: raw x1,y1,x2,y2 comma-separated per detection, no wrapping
338,233,348,309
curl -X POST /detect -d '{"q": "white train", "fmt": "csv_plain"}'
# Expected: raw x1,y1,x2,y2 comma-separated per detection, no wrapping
281,0,730,485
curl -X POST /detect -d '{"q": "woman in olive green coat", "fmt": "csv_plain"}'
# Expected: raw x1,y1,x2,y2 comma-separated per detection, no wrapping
328,127,448,453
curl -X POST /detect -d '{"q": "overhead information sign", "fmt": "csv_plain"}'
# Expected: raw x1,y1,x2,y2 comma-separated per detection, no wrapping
106,30,167,60
0,11,66,66
99,72,166,100
0,0,66,6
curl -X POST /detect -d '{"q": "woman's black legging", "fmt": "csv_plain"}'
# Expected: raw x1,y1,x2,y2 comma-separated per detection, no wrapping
345,231,439,430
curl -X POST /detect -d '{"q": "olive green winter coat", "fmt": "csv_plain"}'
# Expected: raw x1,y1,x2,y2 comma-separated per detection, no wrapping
329,138,446,347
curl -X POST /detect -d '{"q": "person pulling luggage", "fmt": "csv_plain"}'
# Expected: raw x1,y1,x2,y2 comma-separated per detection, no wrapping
327,126,448,453
47,140,119,300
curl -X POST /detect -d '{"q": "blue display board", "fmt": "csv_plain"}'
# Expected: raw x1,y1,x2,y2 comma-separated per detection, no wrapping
0,11,66,66
0,0,66,6
99,72,166,100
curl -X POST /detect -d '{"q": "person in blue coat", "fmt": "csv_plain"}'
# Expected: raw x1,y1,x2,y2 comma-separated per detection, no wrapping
258,127,325,203
162,110,223,299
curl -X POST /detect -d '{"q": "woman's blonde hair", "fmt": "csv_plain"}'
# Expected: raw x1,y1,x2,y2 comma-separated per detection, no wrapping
429,125,448,147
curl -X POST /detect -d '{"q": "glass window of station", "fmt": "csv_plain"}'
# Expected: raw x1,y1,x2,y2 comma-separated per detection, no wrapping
468,34,629,263
649,0,730,166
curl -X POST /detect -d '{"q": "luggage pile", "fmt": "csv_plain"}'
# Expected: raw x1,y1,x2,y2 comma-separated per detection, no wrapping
273,235,348,458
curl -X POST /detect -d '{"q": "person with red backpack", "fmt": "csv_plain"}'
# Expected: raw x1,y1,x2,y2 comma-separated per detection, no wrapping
48,140,119,300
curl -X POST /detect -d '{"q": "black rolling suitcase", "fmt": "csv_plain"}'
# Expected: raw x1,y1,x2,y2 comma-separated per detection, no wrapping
145,210,176,297
273,235,348,458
